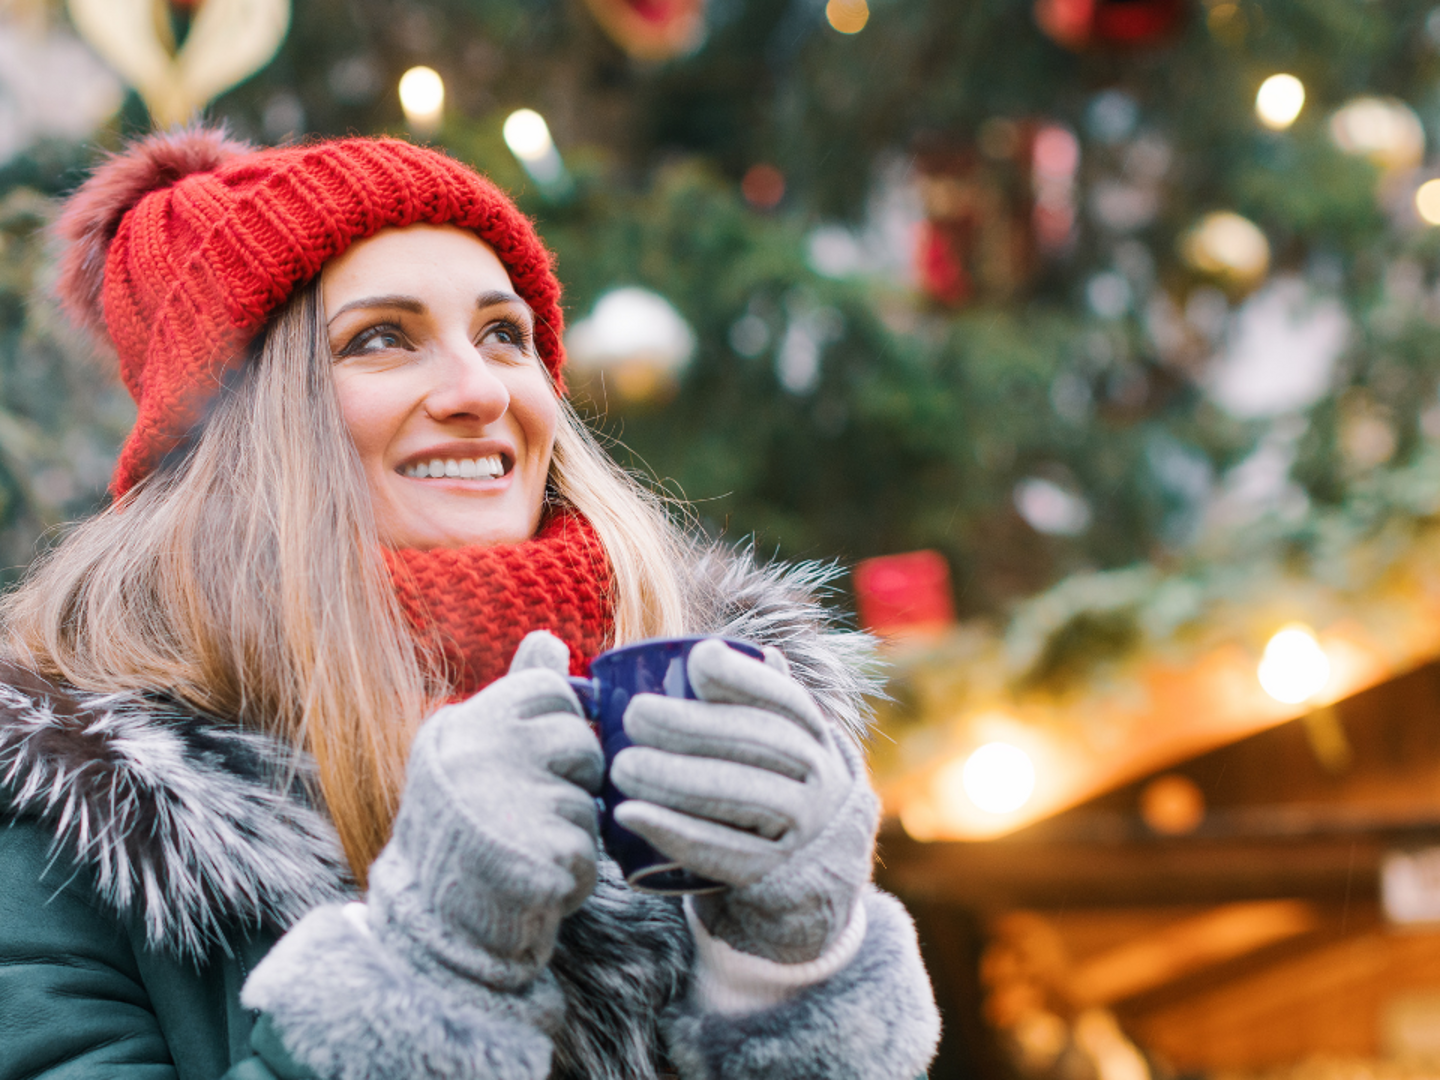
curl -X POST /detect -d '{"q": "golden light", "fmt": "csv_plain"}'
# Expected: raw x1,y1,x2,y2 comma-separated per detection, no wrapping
1140,774,1206,835
826,0,869,33
503,109,565,185
1416,179,1440,225
944,741,1037,815
1180,211,1271,287
1329,96,1426,173
398,66,444,132
503,109,553,162
1255,74,1305,130
1258,624,1332,705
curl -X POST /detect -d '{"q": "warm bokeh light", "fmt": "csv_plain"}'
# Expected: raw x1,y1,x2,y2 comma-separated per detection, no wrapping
1258,624,1332,705
1256,74,1305,130
502,109,566,185
1140,773,1206,835
1330,96,1426,172
502,109,555,163
398,66,444,131
1181,210,1271,285
1416,179,1440,225
826,0,869,33
959,742,1037,814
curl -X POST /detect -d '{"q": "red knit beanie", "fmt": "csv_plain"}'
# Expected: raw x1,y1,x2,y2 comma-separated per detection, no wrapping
53,127,567,497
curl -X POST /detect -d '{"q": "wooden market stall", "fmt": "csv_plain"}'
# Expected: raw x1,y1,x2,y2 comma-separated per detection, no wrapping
863,521,1440,1079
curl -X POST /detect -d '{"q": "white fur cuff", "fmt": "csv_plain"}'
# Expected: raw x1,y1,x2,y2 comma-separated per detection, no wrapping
684,896,868,1015
242,903,564,1080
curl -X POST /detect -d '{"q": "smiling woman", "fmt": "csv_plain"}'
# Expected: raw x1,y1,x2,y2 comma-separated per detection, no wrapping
323,225,559,549
0,128,938,1080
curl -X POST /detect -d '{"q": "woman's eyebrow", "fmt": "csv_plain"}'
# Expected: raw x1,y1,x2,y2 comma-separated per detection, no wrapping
327,294,425,325
476,290,534,319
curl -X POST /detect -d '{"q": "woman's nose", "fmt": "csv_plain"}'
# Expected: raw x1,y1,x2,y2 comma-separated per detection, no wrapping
423,336,509,425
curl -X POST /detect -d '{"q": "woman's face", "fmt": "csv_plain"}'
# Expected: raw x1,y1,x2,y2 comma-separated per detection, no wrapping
322,224,559,550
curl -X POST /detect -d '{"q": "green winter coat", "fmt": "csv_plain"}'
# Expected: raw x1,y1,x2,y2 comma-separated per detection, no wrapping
0,819,315,1079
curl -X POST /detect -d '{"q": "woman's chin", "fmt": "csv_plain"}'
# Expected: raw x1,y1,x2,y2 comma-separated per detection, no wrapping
379,491,542,550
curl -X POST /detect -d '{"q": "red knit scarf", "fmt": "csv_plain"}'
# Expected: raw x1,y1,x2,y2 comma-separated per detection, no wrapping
383,511,615,698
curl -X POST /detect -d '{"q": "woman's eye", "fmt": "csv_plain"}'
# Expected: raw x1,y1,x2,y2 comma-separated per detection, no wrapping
482,319,530,350
340,324,408,356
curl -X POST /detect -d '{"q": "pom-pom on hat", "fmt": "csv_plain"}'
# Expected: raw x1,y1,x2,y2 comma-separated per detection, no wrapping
54,127,567,497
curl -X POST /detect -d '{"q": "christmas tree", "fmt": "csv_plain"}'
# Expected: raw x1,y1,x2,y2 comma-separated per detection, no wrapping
2,0,1440,647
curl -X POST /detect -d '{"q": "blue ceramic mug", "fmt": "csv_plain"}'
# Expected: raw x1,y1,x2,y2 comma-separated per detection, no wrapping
568,635,763,895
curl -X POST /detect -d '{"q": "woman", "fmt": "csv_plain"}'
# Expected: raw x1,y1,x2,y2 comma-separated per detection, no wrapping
0,128,939,1079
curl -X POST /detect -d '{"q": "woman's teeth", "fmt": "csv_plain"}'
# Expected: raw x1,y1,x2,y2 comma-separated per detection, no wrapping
403,456,504,479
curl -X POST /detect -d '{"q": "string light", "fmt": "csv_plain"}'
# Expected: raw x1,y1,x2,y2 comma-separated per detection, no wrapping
1255,74,1305,130
503,109,565,185
958,742,1036,814
1416,179,1440,225
826,0,869,33
398,66,444,133
1258,624,1331,705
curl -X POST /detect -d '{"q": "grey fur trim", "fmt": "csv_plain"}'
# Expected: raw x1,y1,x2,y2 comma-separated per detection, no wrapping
686,542,885,742
549,856,693,1080
0,544,877,965
662,888,942,1080
0,670,349,961
243,903,562,1080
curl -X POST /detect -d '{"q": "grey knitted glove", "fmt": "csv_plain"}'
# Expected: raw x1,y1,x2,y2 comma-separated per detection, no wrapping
366,630,604,992
611,639,878,964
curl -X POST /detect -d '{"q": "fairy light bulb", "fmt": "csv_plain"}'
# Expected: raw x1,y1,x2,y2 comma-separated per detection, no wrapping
1256,74,1305,130
1258,624,1331,705
398,66,444,133
1416,179,1440,225
503,109,566,185
503,109,553,162
960,742,1036,814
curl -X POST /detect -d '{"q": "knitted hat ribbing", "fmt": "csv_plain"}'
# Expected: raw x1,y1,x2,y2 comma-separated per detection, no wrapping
54,128,566,496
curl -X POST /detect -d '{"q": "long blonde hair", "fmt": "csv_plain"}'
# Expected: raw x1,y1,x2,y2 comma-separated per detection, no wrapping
0,280,690,882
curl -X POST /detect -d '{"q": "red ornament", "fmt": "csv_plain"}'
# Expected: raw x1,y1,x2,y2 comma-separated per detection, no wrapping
854,550,957,637
916,221,971,306
1035,0,1185,50
741,163,786,210
581,0,707,59
912,127,1066,308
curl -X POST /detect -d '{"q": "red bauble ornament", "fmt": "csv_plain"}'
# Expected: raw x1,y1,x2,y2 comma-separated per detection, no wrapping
1035,0,1185,50
581,0,707,60
917,221,971,306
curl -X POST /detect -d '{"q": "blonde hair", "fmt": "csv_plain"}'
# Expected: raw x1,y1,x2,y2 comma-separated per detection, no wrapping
0,280,690,882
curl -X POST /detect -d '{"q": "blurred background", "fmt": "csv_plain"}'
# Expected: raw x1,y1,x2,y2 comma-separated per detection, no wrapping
12,0,1440,1075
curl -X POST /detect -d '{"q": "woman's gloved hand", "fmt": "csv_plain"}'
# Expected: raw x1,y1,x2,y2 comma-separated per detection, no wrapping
611,639,878,964
366,630,604,993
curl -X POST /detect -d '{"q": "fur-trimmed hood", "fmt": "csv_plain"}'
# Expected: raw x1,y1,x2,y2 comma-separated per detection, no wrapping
0,544,882,964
